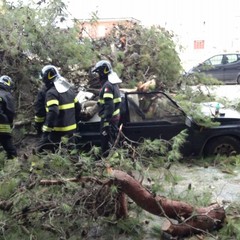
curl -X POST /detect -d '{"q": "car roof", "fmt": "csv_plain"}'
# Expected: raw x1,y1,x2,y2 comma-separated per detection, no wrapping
211,53,240,56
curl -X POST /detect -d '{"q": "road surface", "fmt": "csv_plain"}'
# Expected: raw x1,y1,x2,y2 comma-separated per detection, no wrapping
192,84,240,104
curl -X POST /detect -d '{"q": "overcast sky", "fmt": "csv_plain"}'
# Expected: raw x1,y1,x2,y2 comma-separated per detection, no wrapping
65,0,240,31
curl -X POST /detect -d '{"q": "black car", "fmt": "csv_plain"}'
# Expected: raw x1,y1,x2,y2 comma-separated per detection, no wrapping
186,53,240,84
77,91,240,157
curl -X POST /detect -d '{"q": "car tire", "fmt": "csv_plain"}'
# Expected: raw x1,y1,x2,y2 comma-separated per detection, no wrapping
204,136,240,157
237,75,240,84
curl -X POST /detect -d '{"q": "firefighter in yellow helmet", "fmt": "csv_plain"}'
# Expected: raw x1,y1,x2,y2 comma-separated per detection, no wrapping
36,65,81,153
92,60,122,158
0,75,17,159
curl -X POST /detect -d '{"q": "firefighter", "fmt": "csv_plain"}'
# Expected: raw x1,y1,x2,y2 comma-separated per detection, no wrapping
36,65,81,153
92,60,122,158
0,75,17,159
34,84,47,135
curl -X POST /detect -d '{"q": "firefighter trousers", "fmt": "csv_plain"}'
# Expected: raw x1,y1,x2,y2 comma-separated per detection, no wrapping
0,134,17,159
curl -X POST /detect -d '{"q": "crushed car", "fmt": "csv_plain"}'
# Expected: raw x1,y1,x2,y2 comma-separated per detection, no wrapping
76,90,240,157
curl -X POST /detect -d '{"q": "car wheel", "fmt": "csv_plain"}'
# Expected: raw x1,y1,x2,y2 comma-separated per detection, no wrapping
237,75,240,84
204,136,240,157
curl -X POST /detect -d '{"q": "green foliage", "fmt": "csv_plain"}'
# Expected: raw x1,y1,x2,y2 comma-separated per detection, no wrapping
149,224,163,239
0,151,5,169
86,22,183,89
0,135,237,239
167,129,188,162
220,218,240,239
173,88,222,128
0,0,97,120
48,153,73,175
181,72,223,87
219,203,240,239
138,139,169,156
136,139,169,167
135,130,187,168
176,84,216,104
60,203,72,214
106,148,138,172
114,217,144,236
0,178,19,199
1,156,21,174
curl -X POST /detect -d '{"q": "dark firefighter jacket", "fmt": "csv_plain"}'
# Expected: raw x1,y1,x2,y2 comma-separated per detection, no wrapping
34,85,47,126
41,86,81,134
0,84,15,134
98,80,121,127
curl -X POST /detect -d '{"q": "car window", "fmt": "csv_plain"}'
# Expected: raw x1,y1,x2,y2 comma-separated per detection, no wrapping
206,55,223,66
126,92,185,123
226,54,238,64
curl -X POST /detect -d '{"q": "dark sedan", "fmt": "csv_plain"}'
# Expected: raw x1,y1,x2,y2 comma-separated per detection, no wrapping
77,91,240,157
186,53,240,84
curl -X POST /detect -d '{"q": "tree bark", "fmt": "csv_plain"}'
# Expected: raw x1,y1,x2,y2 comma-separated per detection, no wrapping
107,168,226,237
162,204,225,237
116,192,128,219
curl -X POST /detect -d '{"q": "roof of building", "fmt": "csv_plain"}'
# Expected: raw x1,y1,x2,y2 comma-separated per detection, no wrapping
78,17,140,23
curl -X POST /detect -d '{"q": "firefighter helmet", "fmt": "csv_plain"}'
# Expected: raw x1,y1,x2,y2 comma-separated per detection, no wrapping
92,60,112,80
41,65,60,85
0,75,14,90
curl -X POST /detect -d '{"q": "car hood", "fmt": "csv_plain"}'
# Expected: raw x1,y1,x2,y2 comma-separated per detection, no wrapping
200,102,240,119
186,63,202,74
187,67,198,74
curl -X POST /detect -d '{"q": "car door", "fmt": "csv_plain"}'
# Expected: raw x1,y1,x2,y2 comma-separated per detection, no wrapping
122,92,188,142
222,54,240,83
199,54,225,81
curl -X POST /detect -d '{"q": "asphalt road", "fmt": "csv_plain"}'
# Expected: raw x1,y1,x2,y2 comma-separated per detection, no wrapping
192,84,240,104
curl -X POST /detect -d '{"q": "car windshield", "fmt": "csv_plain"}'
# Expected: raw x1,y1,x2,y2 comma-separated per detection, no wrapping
126,92,185,123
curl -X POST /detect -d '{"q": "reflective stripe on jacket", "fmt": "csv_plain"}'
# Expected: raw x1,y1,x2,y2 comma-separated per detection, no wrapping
98,80,121,123
0,85,15,134
0,124,11,133
43,86,81,133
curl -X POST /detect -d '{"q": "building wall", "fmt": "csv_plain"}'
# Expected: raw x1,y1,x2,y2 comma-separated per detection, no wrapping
78,18,140,39
173,16,240,71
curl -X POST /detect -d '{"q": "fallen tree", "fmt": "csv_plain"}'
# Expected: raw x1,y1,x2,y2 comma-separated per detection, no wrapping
107,168,225,237
36,167,225,238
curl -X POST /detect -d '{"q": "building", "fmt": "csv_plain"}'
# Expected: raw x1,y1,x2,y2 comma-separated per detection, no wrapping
77,17,140,40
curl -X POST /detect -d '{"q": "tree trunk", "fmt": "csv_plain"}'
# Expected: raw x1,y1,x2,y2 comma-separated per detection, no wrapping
107,168,226,237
